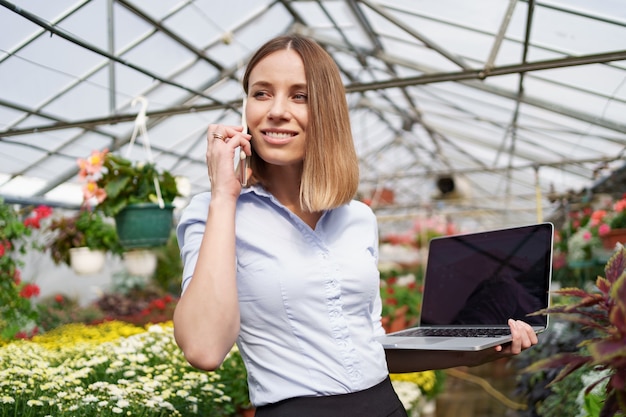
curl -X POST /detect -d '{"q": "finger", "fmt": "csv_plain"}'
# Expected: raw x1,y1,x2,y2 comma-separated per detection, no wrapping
518,320,538,347
508,319,522,354
209,127,227,143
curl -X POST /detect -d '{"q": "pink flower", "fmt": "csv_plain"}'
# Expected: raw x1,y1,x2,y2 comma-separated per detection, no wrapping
582,231,592,241
598,224,611,236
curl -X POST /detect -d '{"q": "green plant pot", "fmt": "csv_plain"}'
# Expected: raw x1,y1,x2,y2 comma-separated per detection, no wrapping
114,203,174,249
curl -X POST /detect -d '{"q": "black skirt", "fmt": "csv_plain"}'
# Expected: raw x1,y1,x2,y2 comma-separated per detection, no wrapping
254,376,408,417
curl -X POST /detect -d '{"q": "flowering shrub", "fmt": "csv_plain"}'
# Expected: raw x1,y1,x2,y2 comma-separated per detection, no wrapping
36,294,105,332
380,269,423,332
554,204,607,264
0,200,51,340
607,194,626,230
390,370,446,416
556,195,626,264
96,287,178,327
381,215,458,248
0,321,246,416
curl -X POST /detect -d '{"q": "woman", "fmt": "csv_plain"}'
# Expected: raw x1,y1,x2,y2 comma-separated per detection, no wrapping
173,35,538,417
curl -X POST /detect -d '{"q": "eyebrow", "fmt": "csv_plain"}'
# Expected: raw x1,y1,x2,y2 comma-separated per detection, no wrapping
250,81,308,91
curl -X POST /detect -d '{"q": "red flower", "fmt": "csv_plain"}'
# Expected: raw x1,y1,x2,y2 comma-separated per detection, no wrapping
54,294,65,303
151,299,166,310
23,216,40,229
0,240,12,255
14,331,28,340
19,283,40,299
34,205,52,219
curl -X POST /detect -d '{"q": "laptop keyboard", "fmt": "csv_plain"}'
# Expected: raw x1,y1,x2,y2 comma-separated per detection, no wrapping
391,328,511,338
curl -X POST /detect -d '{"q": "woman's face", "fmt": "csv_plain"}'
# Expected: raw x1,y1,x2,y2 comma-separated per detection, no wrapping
246,49,308,168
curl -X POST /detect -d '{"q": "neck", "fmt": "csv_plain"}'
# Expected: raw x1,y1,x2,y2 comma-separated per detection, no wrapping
264,166,322,229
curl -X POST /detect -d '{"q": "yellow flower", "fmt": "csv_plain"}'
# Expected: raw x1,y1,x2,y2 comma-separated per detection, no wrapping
390,371,437,394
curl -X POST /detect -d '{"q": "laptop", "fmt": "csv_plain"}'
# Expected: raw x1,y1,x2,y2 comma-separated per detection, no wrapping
377,222,553,351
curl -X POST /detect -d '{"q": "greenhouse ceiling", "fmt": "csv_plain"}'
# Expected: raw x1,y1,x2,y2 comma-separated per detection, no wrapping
1,0,625,234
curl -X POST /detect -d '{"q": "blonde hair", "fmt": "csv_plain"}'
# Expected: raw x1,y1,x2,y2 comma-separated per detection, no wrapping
242,35,359,212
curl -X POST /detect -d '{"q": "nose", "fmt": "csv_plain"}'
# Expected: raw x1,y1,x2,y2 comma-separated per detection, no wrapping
267,95,291,120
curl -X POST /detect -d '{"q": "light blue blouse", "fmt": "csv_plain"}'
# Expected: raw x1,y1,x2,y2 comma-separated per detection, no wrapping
177,185,388,406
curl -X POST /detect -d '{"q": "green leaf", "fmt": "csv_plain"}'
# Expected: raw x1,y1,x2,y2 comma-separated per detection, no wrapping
584,392,604,417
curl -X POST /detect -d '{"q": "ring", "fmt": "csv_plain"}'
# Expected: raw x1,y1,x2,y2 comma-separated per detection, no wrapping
212,132,225,141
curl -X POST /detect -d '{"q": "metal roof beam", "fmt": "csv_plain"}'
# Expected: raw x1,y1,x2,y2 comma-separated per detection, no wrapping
359,0,470,69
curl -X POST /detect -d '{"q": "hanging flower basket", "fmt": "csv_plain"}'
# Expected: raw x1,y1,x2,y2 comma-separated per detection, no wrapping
69,247,106,275
114,203,174,249
123,249,158,277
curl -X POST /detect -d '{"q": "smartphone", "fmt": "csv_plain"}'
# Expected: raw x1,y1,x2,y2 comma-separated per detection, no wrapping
238,96,248,186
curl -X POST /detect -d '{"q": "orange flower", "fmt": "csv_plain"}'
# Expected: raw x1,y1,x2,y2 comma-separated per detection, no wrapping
77,149,109,178
589,209,607,226
82,180,107,204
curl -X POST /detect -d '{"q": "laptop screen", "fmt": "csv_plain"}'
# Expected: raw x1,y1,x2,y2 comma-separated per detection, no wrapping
420,223,553,327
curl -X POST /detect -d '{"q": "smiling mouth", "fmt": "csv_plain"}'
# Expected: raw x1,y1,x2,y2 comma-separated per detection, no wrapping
263,131,295,139
261,130,296,144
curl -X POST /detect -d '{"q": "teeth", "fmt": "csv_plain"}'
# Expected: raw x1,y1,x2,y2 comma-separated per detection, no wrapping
265,132,292,139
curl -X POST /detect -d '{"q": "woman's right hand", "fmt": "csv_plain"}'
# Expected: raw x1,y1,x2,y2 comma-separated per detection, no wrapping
206,124,252,198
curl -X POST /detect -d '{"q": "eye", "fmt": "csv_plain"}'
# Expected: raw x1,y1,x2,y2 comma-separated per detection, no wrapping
293,92,308,102
252,90,269,99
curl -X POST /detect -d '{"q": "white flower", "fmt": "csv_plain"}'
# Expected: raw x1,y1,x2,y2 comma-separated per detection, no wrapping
176,389,189,398
82,394,99,403
148,324,164,333
116,399,130,408
391,380,422,411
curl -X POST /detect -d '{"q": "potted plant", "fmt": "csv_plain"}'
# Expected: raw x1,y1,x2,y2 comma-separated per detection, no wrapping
46,209,123,275
524,246,626,416
600,194,626,250
78,149,180,249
